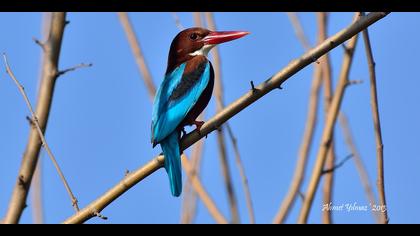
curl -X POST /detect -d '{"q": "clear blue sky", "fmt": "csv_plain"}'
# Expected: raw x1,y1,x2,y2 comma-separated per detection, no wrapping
0,12,418,224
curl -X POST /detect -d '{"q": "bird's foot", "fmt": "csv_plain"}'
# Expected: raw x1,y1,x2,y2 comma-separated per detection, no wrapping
193,120,205,135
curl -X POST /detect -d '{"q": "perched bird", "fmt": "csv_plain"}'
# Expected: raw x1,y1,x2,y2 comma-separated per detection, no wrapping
151,27,249,197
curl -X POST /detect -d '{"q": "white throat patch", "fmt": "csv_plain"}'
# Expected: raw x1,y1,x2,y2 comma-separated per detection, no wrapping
189,44,215,57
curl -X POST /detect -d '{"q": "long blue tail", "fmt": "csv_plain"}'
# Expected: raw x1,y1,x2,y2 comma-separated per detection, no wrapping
160,131,182,197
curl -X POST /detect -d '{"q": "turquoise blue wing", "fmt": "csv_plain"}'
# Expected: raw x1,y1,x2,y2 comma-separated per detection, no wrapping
151,61,211,144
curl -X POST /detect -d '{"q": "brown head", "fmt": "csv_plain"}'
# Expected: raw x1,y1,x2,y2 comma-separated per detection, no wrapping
166,27,249,74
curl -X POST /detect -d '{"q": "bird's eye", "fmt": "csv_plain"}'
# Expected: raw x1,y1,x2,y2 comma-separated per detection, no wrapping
189,33,198,40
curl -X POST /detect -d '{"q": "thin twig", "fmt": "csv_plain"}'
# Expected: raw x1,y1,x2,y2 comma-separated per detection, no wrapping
361,12,388,223
62,12,389,224
338,112,381,223
226,123,255,224
32,37,46,51
348,80,364,85
193,12,203,29
117,12,156,101
274,64,323,224
273,12,323,224
180,137,204,224
171,12,184,30
204,11,240,224
58,63,93,76
297,13,362,224
180,182,195,223
318,12,336,224
30,12,51,225
181,155,228,224
3,13,78,224
286,12,312,51
3,53,79,213
180,138,204,224
180,114,206,224
321,154,353,174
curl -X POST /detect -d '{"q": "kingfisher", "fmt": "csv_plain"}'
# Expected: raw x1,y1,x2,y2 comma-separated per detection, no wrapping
151,27,249,197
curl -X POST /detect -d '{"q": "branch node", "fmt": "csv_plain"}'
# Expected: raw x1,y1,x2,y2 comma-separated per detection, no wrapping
94,211,108,220
250,80,256,93
311,55,320,64
213,124,222,133
298,191,306,201
72,199,79,210
342,44,353,55
18,175,26,187
65,20,70,26
322,138,332,148
32,37,46,51
25,116,35,127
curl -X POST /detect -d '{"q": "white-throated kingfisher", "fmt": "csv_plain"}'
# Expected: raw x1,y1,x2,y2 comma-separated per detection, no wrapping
151,27,249,197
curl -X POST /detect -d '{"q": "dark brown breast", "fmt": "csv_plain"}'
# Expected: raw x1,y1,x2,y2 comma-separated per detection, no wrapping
177,58,214,129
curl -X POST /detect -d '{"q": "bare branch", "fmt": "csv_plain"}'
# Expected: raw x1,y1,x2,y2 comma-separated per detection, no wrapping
318,12,336,224
30,12,51,225
171,12,184,30
286,12,312,51
226,123,255,224
62,12,389,224
3,53,79,217
117,12,156,101
63,154,228,224
338,112,381,223
274,63,323,224
361,12,388,224
297,13,363,224
193,12,203,29
181,155,228,224
180,138,204,224
180,137,205,224
274,12,323,224
63,155,164,224
3,13,79,224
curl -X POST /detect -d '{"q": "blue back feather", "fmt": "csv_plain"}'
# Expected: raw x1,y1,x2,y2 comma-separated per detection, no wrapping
151,61,210,144
151,60,211,197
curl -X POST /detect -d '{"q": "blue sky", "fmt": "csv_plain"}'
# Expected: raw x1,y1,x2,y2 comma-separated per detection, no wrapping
0,12,419,224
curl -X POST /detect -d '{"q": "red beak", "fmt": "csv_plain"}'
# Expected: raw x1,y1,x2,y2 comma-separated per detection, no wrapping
203,31,250,45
